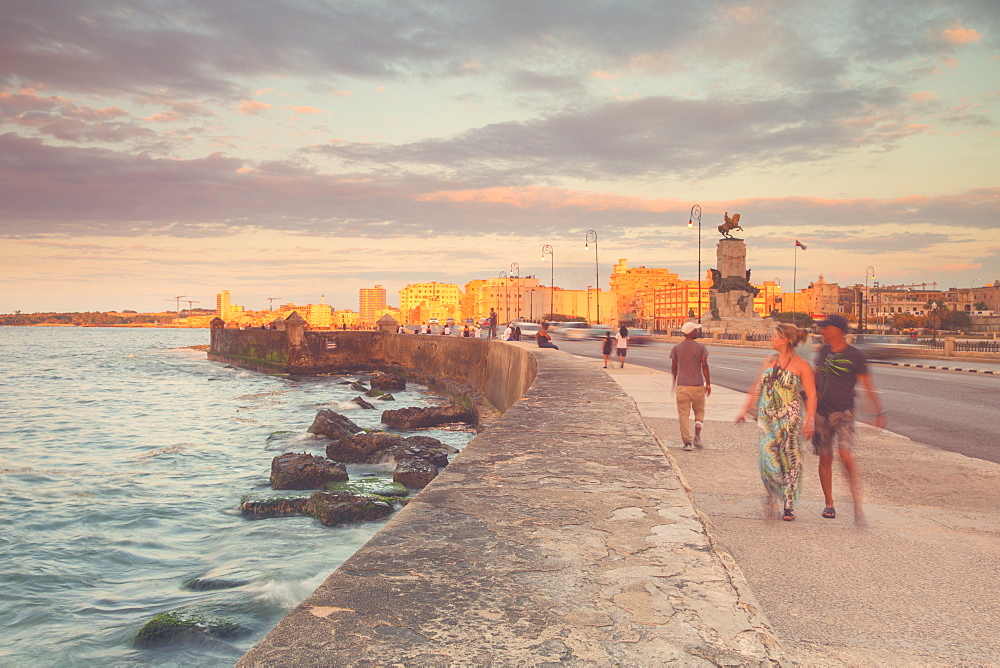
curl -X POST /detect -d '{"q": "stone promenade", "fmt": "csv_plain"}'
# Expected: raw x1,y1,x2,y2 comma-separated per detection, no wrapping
239,345,999,666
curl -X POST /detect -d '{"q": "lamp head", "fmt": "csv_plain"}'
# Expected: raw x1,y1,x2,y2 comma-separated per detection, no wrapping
687,219,693,229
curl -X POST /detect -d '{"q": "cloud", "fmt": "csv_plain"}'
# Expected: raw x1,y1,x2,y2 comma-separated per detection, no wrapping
237,99,272,115
939,26,982,45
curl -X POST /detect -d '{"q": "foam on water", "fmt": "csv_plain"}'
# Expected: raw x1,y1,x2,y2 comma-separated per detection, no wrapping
0,327,472,666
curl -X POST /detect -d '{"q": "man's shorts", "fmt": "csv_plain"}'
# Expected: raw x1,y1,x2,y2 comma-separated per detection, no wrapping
616,347,627,357
812,409,855,456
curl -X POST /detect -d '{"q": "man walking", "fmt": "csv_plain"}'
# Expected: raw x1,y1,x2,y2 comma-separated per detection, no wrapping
670,322,711,451
813,314,886,524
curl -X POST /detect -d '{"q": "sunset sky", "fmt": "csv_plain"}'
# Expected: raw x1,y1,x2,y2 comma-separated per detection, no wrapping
2,0,998,314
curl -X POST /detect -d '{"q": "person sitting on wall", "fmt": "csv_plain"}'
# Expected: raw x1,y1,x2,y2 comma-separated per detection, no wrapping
536,322,559,350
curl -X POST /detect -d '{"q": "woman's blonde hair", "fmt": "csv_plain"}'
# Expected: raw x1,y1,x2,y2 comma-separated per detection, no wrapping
774,323,807,348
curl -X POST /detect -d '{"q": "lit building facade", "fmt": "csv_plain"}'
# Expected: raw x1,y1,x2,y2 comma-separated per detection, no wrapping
399,282,463,325
359,285,387,325
466,276,542,323
609,259,684,325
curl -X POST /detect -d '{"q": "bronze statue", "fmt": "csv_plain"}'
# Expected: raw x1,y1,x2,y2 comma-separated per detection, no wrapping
718,212,742,238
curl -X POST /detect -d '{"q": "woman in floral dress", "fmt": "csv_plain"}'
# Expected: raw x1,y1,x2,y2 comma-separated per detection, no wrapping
735,323,817,520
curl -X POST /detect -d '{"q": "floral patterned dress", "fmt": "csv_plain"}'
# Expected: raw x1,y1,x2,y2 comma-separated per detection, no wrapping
756,360,804,511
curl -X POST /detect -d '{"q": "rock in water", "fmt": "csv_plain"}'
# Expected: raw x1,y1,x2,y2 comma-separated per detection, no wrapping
134,611,248,647
270,452,348,490
326,432,403,463
350,396,376,409
394,458,439,488
302,491,395,526
307,409,362,440
380,404,475,429
370,373,406,391
240,492,312,518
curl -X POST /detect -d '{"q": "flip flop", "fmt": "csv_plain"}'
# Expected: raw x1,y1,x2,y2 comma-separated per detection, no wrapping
782,509,795,521
822,507,836,519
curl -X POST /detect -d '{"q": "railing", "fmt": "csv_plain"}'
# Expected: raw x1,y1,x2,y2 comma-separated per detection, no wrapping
955,339,1000,352
747,332,771,342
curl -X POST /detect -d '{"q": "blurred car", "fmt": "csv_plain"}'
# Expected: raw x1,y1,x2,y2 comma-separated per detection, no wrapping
556,322,592,339
627,328,651,345
567,325,611,340
513,322,541,339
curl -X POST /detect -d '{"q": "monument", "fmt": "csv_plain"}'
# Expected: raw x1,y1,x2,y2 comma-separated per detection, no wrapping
703,213,773,333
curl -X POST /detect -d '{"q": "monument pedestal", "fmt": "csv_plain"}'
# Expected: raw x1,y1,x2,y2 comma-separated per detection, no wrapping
703,238,774,334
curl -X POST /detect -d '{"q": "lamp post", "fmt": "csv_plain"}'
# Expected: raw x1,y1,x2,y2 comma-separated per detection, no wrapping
511,262,520,320
687,205,702,322
499,270,508,324
864,266,875,333
773,277,781,314
541,245,554,320
585,230,600,324
587,285,592,323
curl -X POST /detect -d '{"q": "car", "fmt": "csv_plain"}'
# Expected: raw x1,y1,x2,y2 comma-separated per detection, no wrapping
554,322,591,339
514,322,541,339
627,328,651,345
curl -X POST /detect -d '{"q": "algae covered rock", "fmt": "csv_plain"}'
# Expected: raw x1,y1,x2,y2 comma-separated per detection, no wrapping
307,409,362,441
240,491,312,518
376,393,395,401
134,610,248,647
270,452,347,490
302,491,395,526
325,476,409,498
381,404,475,429
364,388,384,397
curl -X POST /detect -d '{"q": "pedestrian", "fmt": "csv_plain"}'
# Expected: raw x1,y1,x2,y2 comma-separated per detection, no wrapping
600,332,613,368
536,322,559,349
514,325,522,341
441,324,451,335
615,325,629,368
670,322,712,452
474,323,482,338
735,323,817,521
463,325,471,338
488,309,498,339
503,323,514,340
813,314,886,524
419,322,430,334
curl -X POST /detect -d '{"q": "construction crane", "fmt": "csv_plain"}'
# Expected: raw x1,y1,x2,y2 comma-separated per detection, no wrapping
267,297,282,311
184,300,200,310
162,295,188,313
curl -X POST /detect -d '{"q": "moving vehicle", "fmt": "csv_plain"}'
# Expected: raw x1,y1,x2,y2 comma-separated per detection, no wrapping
553,322,590,339
627,328,651,345
514,322,541,339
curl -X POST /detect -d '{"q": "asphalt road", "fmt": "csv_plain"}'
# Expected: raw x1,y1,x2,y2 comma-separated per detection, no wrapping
556,338,1000,464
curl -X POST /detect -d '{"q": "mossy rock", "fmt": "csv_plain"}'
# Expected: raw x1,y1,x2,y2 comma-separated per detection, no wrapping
240,492,312,519
325,476,409,498
134,611,248,647
377,393,395,401
183,575,252,591
350,381,368,392
302,491,395,526
364,388,384,397
265,430,296,443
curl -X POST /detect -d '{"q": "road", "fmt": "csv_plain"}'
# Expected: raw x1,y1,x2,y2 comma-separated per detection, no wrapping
555,338,1000,464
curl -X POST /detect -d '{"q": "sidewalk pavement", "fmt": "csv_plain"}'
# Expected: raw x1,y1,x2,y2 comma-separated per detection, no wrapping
595,357,1000,666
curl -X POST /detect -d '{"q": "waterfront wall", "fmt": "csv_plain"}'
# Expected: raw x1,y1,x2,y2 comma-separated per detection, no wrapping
209,328,537,414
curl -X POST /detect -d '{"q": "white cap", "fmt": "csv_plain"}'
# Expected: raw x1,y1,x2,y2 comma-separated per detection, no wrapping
681,321,702,334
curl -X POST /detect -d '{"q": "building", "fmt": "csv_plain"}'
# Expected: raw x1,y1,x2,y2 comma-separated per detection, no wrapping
399,282,463,325
522,287,614,323
466,276,542,323
609,259,685,326
359,285,387,325
216,290,244,323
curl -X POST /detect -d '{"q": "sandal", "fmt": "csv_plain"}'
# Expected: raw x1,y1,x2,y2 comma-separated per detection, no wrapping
822,507,836,519
782,509,795,521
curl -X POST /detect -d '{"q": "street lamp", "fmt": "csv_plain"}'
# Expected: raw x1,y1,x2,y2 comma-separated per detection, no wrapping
511,262,520,320
773,277,781,314
499,270,508,324
687,205,702,322
864,266,875,333
541,245,554,320
585,230,600,324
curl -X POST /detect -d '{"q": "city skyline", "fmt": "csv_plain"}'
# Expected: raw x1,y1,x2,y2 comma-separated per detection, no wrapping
2,1,998,313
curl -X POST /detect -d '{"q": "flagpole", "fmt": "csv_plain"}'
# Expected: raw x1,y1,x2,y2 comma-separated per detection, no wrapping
793,242,797,324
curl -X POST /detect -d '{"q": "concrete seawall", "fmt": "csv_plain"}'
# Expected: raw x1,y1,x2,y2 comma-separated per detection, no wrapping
220,332,784,666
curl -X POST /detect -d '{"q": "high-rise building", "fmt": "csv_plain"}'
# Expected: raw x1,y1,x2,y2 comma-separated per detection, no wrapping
359,285,387,325
399,282,462,324
216,290,232,320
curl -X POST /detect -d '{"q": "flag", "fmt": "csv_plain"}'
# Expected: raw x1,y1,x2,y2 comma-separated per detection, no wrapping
795,239,807,250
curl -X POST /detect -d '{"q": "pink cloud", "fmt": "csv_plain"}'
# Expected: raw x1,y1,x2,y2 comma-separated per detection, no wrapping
284,105,329,114
237,100,272,115
940,26,982,45
911,91,939,102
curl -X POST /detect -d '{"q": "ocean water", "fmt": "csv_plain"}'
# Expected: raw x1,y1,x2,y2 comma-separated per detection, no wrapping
0,327,473,666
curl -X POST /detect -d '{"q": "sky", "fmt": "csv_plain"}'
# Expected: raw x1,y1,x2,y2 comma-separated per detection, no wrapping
2,0,998,314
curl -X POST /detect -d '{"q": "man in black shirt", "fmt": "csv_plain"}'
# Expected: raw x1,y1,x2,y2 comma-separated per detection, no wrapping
813,314,886,524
